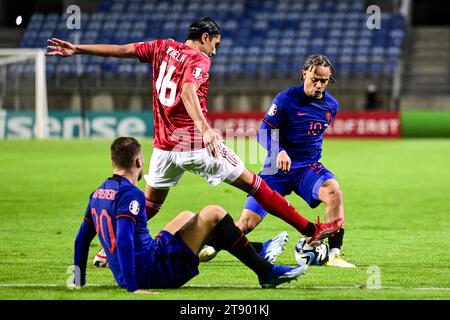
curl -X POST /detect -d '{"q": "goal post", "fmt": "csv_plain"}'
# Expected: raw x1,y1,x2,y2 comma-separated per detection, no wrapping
0,49,48,139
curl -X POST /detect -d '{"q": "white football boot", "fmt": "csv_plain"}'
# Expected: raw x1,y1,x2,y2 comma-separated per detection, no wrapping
326,250,356,268
198,246,218,262
93,248,108,268
259,231,289,263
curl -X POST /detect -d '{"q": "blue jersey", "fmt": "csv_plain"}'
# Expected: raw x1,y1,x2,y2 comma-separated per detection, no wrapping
77,175,151,291
260,84,339,170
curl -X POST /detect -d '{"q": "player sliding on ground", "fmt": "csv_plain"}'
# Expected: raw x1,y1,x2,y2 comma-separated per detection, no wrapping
200,55,355,268
73,137,307,291
48,17,343,267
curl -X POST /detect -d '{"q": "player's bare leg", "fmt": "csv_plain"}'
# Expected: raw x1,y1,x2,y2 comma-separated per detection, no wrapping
200,208,261,263
144,184,170,220
162,210,196,235
230,167,257,191
178,205,306,287
318,179,344,223
231,168,342,243
236,209,263,234
175,205,227,254
236,210,288,263
318,179,355,268
231,168,313,233
200,209,288,263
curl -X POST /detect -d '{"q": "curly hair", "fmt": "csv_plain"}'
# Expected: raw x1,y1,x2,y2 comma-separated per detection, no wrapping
301,54,336,83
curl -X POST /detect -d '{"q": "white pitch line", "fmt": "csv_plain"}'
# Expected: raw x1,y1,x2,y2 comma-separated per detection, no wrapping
185,284,450,291
0,283,105,288
1,283,450,291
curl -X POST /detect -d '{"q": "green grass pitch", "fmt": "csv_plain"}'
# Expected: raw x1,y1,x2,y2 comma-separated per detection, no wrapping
1,138,449,300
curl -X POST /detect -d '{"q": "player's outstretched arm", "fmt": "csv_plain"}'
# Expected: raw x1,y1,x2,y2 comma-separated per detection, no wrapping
46,38,137,58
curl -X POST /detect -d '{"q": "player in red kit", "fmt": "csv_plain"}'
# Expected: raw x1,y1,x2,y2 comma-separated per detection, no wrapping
46,17,342,266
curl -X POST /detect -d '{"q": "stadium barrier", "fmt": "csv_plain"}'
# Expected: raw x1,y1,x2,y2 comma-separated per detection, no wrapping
1,110,449,139
0,110,152,139
208,111,402,138
401,111,450,138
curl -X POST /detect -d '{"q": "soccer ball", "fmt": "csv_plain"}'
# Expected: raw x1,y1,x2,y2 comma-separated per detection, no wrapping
294,238,329,266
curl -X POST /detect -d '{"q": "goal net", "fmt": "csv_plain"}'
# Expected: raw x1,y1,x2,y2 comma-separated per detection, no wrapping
0,49,48,139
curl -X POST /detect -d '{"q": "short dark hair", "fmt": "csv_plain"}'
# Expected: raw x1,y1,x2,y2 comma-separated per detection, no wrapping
301,54,336,83
110,137,141,169
187,17,221,41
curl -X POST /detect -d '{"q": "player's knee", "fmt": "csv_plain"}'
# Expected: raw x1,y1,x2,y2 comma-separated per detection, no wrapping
179,210,196,220
202,205,227,222
327,187,343,205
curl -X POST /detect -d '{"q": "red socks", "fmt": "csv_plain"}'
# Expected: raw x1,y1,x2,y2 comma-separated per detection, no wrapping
250,175,310,233
145,198,162,221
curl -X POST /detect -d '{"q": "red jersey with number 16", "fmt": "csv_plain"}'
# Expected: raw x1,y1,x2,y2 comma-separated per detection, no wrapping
134,39,211,151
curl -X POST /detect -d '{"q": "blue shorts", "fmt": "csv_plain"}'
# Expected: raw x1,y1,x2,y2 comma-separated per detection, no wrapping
136,230,199,289
244,162,335,219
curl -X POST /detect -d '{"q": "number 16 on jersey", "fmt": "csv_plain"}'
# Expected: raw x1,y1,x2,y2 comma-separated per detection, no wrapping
155,61,177,107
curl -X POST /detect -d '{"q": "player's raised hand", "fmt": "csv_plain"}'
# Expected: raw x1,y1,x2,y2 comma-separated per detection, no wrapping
46,38,76,57
203,128,222,158
277,150,291,172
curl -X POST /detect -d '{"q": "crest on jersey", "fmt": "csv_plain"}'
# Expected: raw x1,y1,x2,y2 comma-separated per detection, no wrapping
193,67,203,79
326,112,331,122
268,104,278,116
129,200,140,215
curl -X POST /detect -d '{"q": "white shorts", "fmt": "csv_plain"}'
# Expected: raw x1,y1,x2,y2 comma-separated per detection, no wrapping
144,143,245,188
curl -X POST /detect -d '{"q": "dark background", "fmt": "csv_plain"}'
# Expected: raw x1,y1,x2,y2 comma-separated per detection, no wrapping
1,0,450,28
411,0,450,25
0,0,61,27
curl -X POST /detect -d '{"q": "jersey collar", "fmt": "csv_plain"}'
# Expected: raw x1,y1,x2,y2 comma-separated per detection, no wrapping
109,174,132,186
